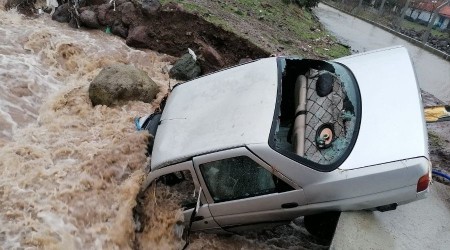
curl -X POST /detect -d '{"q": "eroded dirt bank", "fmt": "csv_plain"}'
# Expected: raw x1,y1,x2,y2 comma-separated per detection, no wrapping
52,0,271,74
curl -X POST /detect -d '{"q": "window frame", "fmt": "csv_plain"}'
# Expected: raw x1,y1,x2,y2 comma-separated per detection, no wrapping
141,161,206,204
268,57,362,172
193,147,298,204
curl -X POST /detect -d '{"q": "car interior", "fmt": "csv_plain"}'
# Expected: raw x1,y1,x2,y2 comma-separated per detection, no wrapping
274,59,357,166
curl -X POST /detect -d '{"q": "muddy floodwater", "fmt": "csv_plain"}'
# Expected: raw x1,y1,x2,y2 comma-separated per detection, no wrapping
0,7,327,250
314,3,450,103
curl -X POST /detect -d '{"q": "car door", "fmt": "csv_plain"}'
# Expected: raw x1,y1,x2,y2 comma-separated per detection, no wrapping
193,147,307,232
141,161,223,233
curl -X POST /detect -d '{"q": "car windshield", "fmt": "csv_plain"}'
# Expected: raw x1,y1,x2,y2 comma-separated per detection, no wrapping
270,58,361,171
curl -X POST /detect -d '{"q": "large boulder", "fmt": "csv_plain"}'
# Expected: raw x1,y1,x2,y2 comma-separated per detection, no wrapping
97,3,112,26
169,54,201,81
89,64,159,106
121,2,138,25
111,20,128,38
52,3,70,23
126,26,149,48
80,10,101,28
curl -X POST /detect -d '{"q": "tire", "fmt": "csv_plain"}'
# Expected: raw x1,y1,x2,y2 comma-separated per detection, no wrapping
304,211,340,242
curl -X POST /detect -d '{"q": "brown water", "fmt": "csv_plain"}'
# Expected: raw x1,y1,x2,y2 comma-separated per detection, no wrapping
0,8,327,250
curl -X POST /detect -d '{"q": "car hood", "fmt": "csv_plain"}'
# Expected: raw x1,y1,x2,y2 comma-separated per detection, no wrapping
150,58,279,170
335,46,428,170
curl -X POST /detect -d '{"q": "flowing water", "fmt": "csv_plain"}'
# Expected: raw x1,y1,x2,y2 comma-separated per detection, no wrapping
0,7,327,250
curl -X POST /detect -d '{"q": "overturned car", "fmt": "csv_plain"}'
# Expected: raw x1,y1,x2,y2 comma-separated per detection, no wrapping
136,46,431,236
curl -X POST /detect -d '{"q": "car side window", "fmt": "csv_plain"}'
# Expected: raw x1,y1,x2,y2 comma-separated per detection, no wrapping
158,170,197,210
199,156,294,203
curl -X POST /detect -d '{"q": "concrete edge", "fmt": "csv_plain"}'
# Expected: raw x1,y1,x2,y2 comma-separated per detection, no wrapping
329,182,450,249
320,2,450,62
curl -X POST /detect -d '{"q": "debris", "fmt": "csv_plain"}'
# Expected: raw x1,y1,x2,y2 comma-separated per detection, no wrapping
169,54,201,81
188,48,197,61
424,106,450,123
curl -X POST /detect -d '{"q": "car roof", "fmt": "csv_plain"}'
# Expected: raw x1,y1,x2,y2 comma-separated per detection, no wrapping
151,57,279,170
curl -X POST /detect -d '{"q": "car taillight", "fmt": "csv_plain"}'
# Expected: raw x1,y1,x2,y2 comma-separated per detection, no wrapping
417,173,430,192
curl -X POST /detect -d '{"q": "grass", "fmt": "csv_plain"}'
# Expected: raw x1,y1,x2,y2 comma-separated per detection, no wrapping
400,19,447,38
158,0,350,58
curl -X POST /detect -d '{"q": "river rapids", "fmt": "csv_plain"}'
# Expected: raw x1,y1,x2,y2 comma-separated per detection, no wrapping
0,6,327,250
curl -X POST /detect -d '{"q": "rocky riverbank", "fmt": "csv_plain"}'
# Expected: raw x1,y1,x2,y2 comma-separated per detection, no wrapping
52,0,270,74
6,0,351,67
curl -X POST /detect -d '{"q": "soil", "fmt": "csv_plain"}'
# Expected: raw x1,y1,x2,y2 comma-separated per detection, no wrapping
422,90,450,185
163,0,349,59
124,8,270,73
74,1,272,74
44,0,349,75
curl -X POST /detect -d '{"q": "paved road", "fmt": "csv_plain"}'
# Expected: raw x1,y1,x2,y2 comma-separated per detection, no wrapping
314,3,450,103
331,182,450,249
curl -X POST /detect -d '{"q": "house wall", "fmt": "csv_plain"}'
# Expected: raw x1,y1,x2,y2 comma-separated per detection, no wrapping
406,8,432,21
441,18,450,29
406,8,450,29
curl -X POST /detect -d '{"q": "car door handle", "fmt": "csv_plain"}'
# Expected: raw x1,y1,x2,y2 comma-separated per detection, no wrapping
193,216,204,221
281,202,298,209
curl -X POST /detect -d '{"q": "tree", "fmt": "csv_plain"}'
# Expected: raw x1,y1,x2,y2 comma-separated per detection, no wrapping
422,0,450,42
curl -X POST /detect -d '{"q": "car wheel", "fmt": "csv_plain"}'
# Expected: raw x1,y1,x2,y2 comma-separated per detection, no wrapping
304,211,340,242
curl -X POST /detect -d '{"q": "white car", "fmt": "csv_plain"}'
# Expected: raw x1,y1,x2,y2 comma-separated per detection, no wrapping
136,46,431,236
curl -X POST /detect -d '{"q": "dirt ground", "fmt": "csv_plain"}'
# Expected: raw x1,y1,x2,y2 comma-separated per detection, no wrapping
422,91,450,185
159,0,350,59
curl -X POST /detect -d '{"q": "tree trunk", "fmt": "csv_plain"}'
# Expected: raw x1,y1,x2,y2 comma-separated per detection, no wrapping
378,0,387,15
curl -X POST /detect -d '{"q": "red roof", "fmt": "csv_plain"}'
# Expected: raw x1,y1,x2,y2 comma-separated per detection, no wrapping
413,1,442,12
440,5,450,18
412,1,450,18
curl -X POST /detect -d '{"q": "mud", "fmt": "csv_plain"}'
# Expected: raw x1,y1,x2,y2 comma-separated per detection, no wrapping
422,91,450,185
126,9,270,72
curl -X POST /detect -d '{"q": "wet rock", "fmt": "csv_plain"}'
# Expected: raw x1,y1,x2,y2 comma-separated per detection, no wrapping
52,3,70,23
141,0,161,17
97,3,112,26
169,54,201,81
121,2,138,25
111,20,128,38
200,45,224,68
126,26,149,48
115,0,127,6
89,64,159,106
80,10,101,28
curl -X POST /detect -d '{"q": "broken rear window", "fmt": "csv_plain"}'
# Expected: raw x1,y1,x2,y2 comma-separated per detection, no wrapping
270,58,361,171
